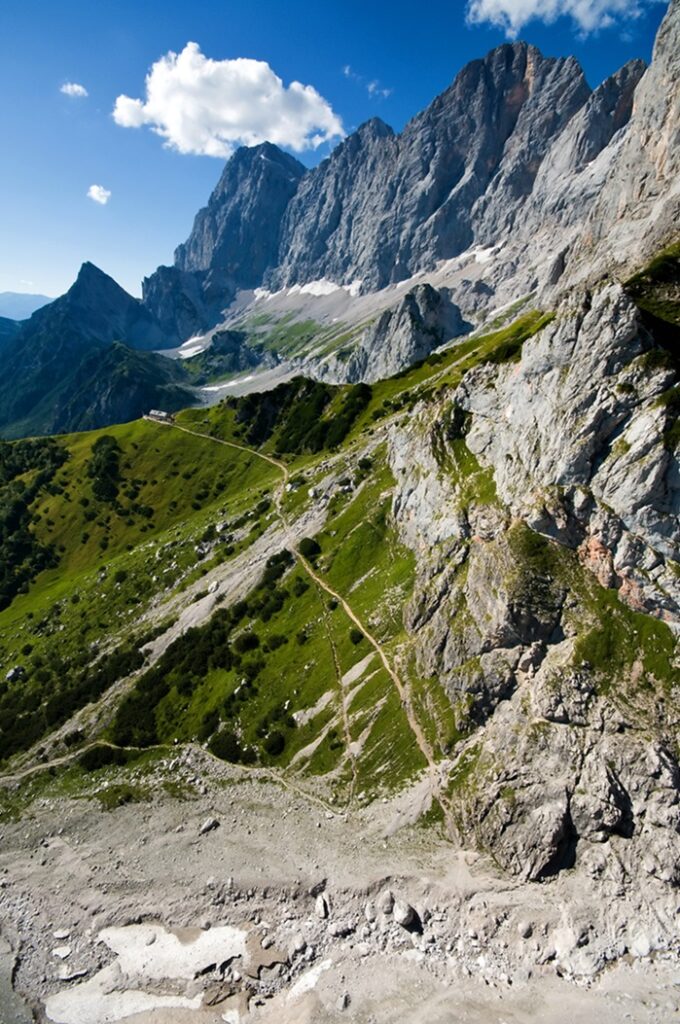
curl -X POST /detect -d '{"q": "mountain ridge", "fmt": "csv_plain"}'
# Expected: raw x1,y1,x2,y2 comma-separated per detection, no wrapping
139,35,652,351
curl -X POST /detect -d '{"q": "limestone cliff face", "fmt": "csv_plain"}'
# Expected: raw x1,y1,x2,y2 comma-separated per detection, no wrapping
564,0,680,285
273,44,590,292
459,285,680,618
139,2,679,397
385,286,680,948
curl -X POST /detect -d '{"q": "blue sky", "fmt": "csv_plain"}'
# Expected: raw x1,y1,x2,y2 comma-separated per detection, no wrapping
0,0,668,300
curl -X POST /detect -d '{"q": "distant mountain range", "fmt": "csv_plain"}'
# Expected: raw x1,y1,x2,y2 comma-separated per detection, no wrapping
0,291,52,320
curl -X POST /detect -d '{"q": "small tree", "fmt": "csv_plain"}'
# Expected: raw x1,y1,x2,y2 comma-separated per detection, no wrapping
299,537,321,560
264,731,285,756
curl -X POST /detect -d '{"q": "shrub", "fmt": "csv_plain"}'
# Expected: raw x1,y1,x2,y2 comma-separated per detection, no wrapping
265,634,288,651
96,783,145,811
263,730,286,756
349,627,364,645
209,728,244,763
299,537,321,560
197,708,220,741
233,631,260,654
79,744,129,771
292,576,310,597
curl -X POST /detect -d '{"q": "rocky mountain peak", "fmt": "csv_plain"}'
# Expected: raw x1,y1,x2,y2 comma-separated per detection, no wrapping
69,261,133,304
143,140,307,341
269,39,592,294
139,4,675,353
207,141,305,208
27,261,163,350
173,143,305,276
355,117,394,140
557,0,679,290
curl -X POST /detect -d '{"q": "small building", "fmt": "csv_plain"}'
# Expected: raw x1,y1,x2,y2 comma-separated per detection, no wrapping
146,410,174,424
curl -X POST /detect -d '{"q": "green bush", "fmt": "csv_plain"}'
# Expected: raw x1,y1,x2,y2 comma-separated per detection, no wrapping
209,728,256,764
349,627,364,645
299,537,321,560
233,631,260,654
88,435,122,504
263,730,285,756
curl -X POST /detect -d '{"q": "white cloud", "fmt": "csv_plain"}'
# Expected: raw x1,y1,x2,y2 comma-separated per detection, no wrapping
113,42,344,158
466,0,661,36
87,184,111,205
343,64,392,100
60,82,88,98
367,80,393,99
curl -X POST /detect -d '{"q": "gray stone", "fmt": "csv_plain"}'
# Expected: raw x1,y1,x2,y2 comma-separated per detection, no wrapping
315,893,329,919
393,901,416,929
198,817,220,836
377,889,394,915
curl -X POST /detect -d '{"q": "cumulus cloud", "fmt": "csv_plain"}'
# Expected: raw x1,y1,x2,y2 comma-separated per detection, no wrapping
466,0,661,36
112,42,344,158
87,184,111,205
343,64,393,99
60,82,88,98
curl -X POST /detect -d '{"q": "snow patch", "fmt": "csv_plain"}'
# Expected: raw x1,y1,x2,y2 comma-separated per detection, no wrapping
177,334,210,359
343,279,363,297
44,924,248,1024
201,376,254,392
290,279,341,297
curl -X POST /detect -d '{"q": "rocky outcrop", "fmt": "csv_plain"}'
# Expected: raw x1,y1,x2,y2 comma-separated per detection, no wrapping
454,646,680,890
141,266,211,346
457,284,680,619
312,284,471,384
386,279,680,901
185,327,275,382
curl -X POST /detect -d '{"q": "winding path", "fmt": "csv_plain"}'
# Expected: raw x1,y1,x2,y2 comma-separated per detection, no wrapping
171,422,454,833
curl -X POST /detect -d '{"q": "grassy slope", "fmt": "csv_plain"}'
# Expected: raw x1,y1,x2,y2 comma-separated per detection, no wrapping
2,304,676,821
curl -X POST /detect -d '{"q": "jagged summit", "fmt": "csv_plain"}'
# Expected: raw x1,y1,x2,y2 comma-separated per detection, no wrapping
353,116,394,139
175,141,306,273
